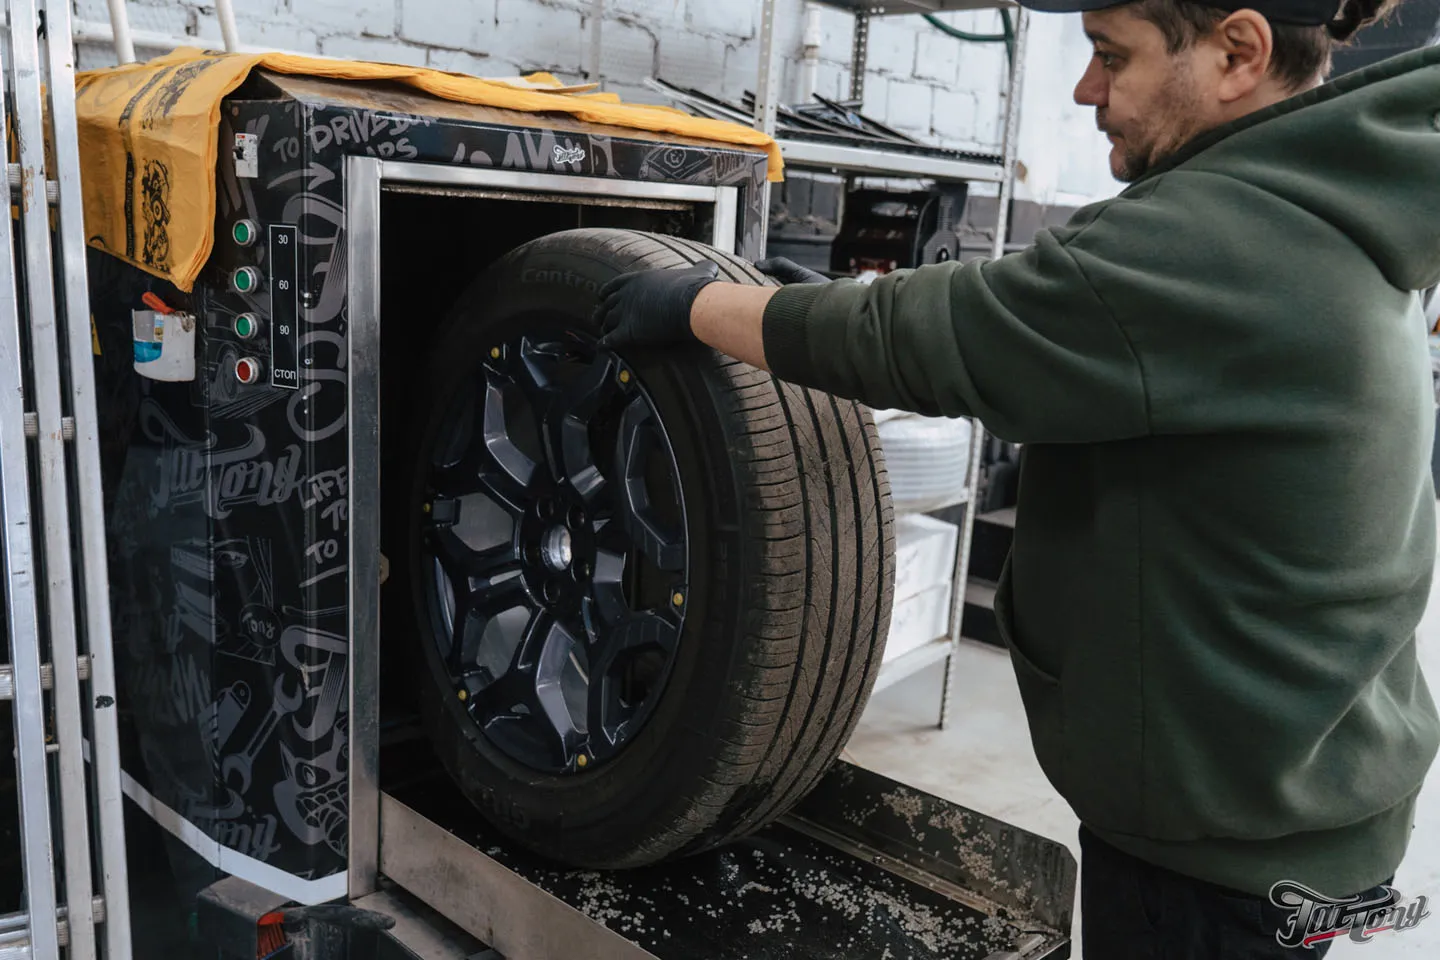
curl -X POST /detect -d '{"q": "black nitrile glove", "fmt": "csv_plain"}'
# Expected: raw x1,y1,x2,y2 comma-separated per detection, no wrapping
755,257,829,285
595,261,721,349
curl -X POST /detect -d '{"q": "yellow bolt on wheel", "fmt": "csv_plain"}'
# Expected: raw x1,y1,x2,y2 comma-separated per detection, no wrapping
576,754,589,769
619,369,631,384
457,688,468,701
490,346,501,359
672,591,684,607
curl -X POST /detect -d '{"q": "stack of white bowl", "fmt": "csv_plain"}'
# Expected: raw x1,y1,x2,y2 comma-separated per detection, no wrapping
872,411,974,515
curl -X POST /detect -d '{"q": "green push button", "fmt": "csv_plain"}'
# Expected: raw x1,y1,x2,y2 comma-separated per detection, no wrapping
232,267,261,294
232,219,259,247
234,313,258,339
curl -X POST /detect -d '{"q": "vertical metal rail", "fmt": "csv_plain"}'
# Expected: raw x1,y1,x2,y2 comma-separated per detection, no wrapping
104,0,136,63
44,0,134,952
752,0,780,137
850,11,871,102
989,8,1029,268
347,156,384,901
8,2,98,954
752,0,780,250
940,9,1030,729
587,0,606,83
216,0,241,52
0,14,61,960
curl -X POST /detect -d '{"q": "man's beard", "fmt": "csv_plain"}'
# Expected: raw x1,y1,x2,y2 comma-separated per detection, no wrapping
1100,67,1205,182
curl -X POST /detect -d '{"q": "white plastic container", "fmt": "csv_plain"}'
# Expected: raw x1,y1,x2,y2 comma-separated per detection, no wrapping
883,514,960,663
132,308,196,382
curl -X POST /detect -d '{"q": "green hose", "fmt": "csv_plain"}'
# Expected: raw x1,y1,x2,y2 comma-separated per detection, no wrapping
923,10,1015,68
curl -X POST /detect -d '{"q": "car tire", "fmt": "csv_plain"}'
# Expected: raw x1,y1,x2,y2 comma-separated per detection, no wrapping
397,227,895,868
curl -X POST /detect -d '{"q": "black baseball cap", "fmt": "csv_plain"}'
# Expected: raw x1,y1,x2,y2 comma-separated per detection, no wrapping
1016,0,1345,26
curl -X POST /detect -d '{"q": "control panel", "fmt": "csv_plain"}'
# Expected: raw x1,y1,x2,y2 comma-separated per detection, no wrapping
222,218,301,389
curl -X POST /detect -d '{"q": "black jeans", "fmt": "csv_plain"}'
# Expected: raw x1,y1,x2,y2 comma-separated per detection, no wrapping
1079,826,1394,958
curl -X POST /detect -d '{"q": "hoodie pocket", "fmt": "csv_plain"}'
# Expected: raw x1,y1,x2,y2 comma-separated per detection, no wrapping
993,566,1067,794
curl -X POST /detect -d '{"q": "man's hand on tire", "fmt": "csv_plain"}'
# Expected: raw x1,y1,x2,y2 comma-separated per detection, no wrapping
755,257,829,285
595,260,721,349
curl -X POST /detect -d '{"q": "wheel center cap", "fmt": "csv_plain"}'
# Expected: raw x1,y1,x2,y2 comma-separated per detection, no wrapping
541,526,573,571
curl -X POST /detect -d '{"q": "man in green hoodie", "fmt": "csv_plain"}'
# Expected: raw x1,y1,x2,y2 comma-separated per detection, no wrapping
595,0,1440,954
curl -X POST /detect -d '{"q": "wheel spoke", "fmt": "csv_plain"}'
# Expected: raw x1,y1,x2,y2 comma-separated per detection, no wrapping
511,337,567,411
472,606,549,713
541,352,617,498
474,609,583,767
534,618,585,766
434,379,535,513
432,525,521,583
587,673,634,752
614,397,685,571
588,611,679,682
443,571,527,675
587,611,679,750
558,419,605,502
556,351,619,423
473,574,529,620
445,585,477,675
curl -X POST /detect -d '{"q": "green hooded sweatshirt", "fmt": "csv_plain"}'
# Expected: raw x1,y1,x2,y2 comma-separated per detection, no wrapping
761,45,1440,898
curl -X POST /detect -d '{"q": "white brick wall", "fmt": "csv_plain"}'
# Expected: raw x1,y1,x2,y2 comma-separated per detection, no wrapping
70,0,1120,203
401,0,498,51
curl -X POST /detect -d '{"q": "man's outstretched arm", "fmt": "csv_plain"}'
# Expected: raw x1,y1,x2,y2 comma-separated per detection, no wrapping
595,239,1151,443
689,282,777,370
595,257,818,372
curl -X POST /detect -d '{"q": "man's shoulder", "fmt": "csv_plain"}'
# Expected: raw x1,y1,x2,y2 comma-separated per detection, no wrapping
1043,167,1334,270
1047,170,1260,244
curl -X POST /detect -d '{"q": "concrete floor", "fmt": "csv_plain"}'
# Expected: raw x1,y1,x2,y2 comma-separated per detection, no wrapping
846,539,1440,958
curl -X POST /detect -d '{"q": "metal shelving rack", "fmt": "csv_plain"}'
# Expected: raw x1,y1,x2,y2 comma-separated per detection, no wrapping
753,0,1031,727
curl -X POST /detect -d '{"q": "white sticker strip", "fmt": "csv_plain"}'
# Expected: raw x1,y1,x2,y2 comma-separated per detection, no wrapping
85,740,347,905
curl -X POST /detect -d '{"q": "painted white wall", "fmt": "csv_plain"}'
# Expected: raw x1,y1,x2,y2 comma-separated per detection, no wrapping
1015,11,1120,207
72,0,1122,205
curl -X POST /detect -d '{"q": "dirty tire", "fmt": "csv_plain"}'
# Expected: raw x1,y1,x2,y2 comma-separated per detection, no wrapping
401,228,895,868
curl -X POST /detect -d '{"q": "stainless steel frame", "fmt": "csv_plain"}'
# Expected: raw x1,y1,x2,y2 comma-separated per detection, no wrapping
373,163,741,208
346,157,743,899
346,156,385,902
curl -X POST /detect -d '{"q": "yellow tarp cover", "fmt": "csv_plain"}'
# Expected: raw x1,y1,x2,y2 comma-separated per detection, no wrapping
76,48,783,292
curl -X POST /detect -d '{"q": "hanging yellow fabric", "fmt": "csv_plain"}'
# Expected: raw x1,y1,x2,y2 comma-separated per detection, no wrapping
75,48,782,292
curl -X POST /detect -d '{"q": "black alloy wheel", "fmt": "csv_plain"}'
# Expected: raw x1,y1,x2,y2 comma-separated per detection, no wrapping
395,228,894,870
419,329,689,775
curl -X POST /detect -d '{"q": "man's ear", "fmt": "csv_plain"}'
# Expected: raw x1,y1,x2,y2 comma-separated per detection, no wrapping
1212,9,1274,103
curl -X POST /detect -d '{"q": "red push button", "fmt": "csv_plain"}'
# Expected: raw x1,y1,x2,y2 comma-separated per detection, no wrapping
235,357,262,384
